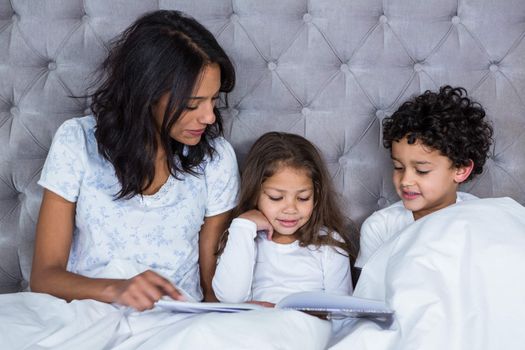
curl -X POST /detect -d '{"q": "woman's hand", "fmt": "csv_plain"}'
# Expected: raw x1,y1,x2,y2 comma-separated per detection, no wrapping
109,270,184,311
239,210,274,240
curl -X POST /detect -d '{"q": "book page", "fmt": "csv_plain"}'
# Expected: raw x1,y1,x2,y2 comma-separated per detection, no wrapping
156,298,264,314
276,291,394,319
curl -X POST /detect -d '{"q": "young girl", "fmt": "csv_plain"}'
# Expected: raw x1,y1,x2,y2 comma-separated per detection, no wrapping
212,132,357,304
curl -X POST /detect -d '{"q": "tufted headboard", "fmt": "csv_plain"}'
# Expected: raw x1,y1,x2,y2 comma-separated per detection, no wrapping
1,0,524,293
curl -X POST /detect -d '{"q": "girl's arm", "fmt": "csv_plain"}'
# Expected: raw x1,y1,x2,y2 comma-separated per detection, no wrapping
212,217,259,303
322,244,353,295
198,210,232,301
30,189,182,311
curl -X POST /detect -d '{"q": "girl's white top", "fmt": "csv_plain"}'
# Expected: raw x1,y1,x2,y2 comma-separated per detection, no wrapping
213,218,352,304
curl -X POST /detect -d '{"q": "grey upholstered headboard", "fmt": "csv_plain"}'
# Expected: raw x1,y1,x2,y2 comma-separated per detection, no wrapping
1,0,524,293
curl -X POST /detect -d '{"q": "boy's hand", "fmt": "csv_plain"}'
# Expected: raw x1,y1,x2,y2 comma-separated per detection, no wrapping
247,300,275,308
110,270,184,311
238,210,274,240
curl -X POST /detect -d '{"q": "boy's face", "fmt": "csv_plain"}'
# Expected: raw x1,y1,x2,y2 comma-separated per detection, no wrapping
391,136,471,220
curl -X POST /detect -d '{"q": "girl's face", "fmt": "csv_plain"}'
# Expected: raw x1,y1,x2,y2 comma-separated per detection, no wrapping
153,63,221,146
257,166,315,244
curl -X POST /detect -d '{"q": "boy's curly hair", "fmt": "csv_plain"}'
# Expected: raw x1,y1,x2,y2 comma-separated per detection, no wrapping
382,85,493,182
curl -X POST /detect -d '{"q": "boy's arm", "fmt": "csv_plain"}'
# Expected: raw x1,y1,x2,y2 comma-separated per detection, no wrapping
355,213,387,269
212,218,257,303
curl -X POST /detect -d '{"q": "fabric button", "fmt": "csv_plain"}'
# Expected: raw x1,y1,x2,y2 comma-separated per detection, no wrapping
230,108,239,117
48,61,57,70
375,110,386,119
379,15,388,24
338,157,349,166
340,63,350,72
413,63,423,72
267,61,277,71
11,13,19,21
10,106,19,115
377,197,388,208
303,13,312,23
451,16,460,25
489,64,499,72
230,13,239,22
82,15,89,22
83,108,91,115
301,107,311,116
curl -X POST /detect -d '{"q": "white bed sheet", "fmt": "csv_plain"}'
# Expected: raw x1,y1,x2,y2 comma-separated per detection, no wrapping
3,197,524,349
0,262,331,350
330,197,525,350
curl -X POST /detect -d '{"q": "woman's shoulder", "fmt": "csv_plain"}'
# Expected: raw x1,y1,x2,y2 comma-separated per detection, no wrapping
203,136,238,168
54,115,96,140
208,136,235,156
59,115,95,128
51,116,101,163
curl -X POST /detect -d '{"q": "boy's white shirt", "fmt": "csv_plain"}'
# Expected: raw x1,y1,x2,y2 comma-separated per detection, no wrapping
355,191,478,268
212,218,352,304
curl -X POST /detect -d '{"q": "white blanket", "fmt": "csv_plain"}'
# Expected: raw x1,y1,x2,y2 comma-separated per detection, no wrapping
0,263,331,350
330,197,525,350
3,197,524,349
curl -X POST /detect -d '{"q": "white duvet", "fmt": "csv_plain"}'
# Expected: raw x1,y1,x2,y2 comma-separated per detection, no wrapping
1,197,524,350
330,197,525,350
0,292,331,349
0,262,331,349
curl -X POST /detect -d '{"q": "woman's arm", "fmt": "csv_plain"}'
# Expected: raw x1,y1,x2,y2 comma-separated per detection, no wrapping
198,138,241,301
199,210,232,301
30,189,182,310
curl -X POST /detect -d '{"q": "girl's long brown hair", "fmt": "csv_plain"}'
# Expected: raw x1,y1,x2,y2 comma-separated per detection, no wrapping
218,132,358,259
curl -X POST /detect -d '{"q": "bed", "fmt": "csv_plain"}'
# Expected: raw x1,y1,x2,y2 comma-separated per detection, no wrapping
1,0,524,349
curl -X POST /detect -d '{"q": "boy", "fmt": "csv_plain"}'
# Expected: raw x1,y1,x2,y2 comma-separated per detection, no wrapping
355,85,493,269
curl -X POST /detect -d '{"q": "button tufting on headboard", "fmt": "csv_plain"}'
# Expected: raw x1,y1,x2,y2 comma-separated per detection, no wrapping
0,0,524,293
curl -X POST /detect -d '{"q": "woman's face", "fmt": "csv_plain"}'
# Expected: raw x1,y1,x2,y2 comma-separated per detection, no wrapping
153,63,221,146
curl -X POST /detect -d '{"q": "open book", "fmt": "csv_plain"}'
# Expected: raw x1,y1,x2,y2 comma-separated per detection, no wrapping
156,291,394,321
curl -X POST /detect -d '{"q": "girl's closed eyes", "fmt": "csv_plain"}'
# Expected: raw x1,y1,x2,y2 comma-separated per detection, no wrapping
263,191,313,203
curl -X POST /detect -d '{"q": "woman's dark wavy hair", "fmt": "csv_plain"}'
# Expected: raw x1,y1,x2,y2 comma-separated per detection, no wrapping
90,10,235,199
218,132,359,259
382,85,493,181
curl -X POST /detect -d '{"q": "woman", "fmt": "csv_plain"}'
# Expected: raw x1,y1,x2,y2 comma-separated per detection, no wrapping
30,9,239,308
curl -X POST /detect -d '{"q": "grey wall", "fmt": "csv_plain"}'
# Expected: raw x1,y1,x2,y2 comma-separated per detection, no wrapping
1,0,524,293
